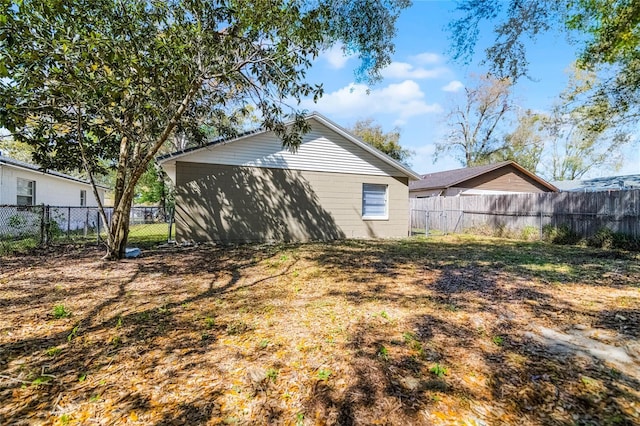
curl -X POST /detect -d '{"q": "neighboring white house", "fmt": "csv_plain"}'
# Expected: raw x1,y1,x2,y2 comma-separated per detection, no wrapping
0,154,109,236
0,154,106,207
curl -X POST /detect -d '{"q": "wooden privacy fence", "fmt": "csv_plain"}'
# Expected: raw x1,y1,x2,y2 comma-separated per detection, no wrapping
410,190,640,239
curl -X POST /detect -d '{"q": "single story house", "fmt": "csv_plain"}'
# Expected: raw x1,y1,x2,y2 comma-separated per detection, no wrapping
158,113,421,243
551,174,640,192
0,153,106,206
409,161,558,197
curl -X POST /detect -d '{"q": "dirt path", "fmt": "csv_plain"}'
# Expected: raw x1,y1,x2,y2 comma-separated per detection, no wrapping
528,325,639,381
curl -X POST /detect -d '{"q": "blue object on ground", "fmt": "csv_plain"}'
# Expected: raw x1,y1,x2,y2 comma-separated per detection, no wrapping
125,247,142,258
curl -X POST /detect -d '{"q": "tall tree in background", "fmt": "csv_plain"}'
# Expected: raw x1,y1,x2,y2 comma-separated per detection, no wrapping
544,67,630,180
449,0,640,124
492,109,545,173
0,0,410,259
0,137,33,162
436,74,514,167
135,164,173,213
349,118,414,166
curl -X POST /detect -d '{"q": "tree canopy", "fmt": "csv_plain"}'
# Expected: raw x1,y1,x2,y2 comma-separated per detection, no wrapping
493,109,545,173
542,66,630,180
348,118,414,166
0,0,410,258
435,67,631,179
449,0,640,122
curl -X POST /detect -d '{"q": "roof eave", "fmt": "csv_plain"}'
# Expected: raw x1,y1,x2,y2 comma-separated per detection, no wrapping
0,157,109,190
410,161,559,193
490,161,559,192
157,112,423,181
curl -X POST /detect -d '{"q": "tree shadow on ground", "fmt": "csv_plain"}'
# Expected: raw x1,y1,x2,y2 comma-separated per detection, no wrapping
306,238,640,424
1,237,639,424
0,245,295,424
303,316,457,424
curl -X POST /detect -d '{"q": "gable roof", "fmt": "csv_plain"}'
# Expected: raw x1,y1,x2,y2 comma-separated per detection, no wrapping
157,112,421,180
0,154,109,189
409,161,558,192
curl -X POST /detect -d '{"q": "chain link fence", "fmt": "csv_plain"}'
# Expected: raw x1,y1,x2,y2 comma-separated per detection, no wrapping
0,205,174,254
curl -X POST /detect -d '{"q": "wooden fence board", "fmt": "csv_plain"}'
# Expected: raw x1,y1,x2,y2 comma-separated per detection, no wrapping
410,190,640,239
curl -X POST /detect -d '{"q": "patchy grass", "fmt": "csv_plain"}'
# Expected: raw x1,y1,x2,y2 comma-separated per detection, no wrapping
0,236,39,256
0,235,639,425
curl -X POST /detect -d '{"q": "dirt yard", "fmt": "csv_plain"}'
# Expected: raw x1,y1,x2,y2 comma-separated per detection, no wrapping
1,236,639,425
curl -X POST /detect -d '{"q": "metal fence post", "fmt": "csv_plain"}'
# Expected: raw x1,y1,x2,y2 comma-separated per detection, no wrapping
39,204,46,246
84,208,89,237
67,206,71,239
425,210,429,236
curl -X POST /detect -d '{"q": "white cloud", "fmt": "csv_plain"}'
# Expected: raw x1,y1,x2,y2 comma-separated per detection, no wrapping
301,80,442,123
319,43,355,69
411,52,443,65
411,144,438,174
442,80,464,92
381,62,449,80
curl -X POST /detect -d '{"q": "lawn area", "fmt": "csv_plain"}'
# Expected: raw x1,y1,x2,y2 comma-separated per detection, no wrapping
1,222,172,256
0,235,639,425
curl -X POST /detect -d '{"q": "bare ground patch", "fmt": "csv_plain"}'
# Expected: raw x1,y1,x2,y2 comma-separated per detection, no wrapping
0,236,639,425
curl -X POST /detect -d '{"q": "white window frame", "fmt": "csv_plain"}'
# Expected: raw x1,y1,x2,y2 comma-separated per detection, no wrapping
80,189,87,206
362,183,388,220
17,178,36,206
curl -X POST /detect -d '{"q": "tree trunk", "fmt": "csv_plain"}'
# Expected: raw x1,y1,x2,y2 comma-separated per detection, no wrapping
105,192,134,260
101,80,203,260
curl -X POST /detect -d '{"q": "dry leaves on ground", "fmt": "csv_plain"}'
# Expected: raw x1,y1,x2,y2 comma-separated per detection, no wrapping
0,236,639,425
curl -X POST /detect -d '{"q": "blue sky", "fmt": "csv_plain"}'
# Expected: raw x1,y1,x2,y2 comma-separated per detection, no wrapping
300,0,640,179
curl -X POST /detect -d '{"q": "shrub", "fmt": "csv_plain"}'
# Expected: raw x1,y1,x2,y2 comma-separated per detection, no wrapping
542,224,581,245
588,228,640,251
520,226,539,241
588,228,615,249
8,214,28,229
47,219,64,239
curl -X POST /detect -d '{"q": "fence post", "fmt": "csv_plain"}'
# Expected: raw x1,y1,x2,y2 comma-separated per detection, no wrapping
84,208,89,237
539,211,543,240
39,204,46,246
443,211,447,235
96,210,101,244
168,208,173,242
425,210,429,237
67,206,71,239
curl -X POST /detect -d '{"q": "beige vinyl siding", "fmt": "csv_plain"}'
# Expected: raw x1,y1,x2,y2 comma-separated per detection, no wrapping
172,118,402,178
175,162,409,243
